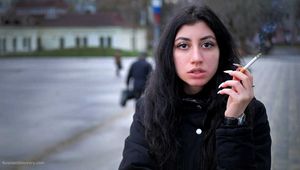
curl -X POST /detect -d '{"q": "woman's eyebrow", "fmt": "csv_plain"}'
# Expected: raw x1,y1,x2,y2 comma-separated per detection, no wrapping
200,35,216,41
175,35,216,42
174,37,190,42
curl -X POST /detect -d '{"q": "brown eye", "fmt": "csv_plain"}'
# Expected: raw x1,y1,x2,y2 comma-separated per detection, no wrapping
202,42,214,48
177,43,189,49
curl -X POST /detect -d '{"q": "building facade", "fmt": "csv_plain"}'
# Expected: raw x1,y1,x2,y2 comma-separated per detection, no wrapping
0,0,147,55
0,25,147,54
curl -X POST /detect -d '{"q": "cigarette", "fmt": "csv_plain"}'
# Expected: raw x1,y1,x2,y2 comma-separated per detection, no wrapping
240,53,262,72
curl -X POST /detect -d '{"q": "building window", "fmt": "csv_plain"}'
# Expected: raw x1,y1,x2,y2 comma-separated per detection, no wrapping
60,37,64,49
13,37,17,52
37,37,42,51
28,38,31,51
23,37,31,51
76,37,80,48
83,37,87,47
0,38,2,53
3,38,6,52
107,37,112,48
23,37,27,48
99,37,104,48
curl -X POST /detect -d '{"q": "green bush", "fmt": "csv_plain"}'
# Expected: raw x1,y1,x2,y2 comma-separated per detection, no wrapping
1,47,141,57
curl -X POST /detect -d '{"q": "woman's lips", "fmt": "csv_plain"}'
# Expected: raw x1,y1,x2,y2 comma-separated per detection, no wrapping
188,68,206,78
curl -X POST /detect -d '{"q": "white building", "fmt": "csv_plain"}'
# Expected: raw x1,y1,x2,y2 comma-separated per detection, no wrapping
0,0,147,55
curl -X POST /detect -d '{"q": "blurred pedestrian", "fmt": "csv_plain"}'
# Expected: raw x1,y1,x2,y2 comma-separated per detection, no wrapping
119,4,271,170
126,52,152,100
114,49,122,77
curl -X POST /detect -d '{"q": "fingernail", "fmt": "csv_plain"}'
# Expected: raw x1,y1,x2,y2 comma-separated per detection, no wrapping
223,70,233,74
218,83,224,89
233,63,242,67
217,90,222,94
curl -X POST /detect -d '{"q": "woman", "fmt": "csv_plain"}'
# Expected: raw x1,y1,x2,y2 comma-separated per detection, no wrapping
119,4,271,170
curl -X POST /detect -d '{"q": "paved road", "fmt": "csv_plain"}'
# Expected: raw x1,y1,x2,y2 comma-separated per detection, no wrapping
251,54,300,170
0,57,137,170
0,52,299,170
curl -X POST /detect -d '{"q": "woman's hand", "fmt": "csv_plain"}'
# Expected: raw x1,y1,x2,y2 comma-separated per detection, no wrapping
217,69,254,118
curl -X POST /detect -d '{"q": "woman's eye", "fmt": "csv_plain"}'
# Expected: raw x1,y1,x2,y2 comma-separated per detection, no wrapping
176,43,188,49
202,42,214,48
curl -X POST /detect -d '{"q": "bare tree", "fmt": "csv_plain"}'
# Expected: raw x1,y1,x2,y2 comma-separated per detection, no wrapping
201,0,275,54
95,0,149,27
283,0,300,44
93,0,299,52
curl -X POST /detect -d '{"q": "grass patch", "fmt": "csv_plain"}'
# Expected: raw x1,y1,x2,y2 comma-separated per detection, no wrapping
0,47,141,58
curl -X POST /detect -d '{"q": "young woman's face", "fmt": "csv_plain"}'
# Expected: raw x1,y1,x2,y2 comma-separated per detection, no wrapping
173,21,220,94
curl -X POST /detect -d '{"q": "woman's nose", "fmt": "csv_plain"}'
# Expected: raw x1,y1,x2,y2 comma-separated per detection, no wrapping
191,47,203,63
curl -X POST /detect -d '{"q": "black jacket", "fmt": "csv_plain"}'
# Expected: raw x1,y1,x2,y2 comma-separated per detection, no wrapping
119,98,271,170
126,58,152,93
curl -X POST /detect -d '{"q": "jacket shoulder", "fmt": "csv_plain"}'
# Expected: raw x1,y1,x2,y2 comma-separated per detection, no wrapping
248,98,269,126
119,97,157,169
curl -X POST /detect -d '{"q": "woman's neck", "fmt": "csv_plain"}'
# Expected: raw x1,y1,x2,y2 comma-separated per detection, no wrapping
184,86,203,95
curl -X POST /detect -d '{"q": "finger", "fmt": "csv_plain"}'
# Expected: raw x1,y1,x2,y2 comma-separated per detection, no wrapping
233,63,243,67
244,70,254,89
218,87,254,105
238,69,254,90
224,70,253,89
217,88,239,98
224,70,247,80
239,68,254,83
218,80,244,93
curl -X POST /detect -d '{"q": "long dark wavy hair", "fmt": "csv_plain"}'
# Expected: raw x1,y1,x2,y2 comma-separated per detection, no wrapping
143,4,251,170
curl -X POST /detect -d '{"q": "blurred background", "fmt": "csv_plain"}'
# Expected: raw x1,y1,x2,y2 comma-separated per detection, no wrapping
0,0,299,56
0,0,299,170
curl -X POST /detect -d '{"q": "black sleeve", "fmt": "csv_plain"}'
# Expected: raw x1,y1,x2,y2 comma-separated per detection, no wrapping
119,100,156,170
216,99,271,170
126,64,133,87
251,100,272,170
